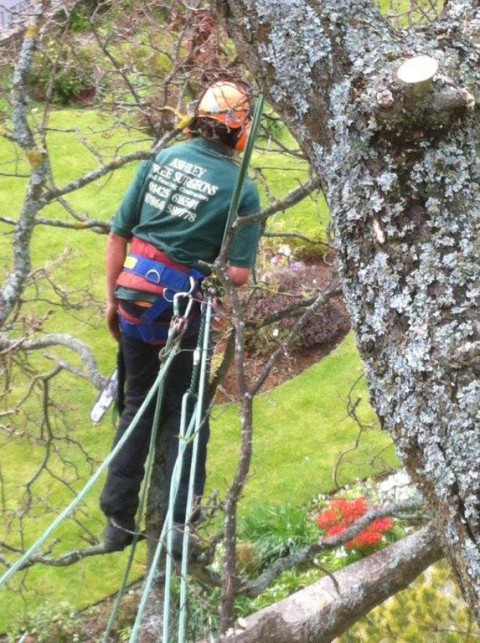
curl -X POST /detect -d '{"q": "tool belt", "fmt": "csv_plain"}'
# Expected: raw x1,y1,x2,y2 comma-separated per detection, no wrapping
117,238,204,344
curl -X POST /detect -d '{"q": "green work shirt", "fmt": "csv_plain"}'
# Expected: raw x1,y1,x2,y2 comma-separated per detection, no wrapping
111,138,261,271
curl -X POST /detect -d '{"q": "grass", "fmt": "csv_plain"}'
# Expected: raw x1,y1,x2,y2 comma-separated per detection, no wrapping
254,131,330,247
207,333,397,512
0,108,398,634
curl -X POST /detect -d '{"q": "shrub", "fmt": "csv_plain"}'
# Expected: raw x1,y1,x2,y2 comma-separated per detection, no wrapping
9,601,81,642
69,6,91,32
341,561,480,642
26,40,97,105
239,502,319,567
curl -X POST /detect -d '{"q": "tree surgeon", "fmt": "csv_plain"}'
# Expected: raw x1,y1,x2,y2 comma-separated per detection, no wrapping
213,0,480,629
99,81,262,553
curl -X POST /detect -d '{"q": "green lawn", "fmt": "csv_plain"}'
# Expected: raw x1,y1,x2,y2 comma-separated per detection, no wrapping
0,109,397,633
0,333,397,633
208,333,397,512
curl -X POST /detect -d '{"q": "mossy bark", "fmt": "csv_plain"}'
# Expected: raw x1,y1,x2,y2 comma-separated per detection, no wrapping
216,0,480,624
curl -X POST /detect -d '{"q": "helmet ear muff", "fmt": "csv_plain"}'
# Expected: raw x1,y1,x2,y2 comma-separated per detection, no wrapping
234,122,250,153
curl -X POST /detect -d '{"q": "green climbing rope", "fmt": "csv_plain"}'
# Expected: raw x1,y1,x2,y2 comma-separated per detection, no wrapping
221,93,265,248
129,293,214,642
0,342,180,589
102,326,181,642
178,295,214,641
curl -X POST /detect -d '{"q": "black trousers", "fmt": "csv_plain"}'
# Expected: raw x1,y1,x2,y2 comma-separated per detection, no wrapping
100,332,210,526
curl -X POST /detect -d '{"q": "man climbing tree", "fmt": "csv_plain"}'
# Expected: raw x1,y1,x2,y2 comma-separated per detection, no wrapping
2,2,480,639
99,81,262,554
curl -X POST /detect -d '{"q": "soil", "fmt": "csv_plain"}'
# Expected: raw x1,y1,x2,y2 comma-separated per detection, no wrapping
215,328,350,404
213,259,351,403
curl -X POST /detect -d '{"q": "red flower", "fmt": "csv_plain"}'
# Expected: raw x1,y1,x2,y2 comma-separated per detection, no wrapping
315,496,394,554
373,517,394,532
326,524,346,538
315,509,337,530
347,530,382,550
349,498,368,522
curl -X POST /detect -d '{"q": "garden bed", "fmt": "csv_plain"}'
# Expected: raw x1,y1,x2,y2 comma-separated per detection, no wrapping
214,258,351,402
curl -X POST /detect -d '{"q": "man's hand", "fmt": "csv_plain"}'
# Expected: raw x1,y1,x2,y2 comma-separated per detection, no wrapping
106,300,120,341
105,232,128,341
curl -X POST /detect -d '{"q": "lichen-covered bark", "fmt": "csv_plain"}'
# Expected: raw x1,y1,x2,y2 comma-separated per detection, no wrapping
215,0,480,621
0,7,49,329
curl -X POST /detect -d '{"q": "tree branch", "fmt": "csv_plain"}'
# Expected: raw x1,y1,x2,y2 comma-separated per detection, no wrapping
216,525,442,642
0,333,107,391
0,6,49,328
41,149,154,204
0,542,112,573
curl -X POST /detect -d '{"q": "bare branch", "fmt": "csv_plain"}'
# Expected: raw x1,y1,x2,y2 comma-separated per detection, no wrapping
0,6,50,328
0,333,107,390
249,281,342,397
0,542,111,574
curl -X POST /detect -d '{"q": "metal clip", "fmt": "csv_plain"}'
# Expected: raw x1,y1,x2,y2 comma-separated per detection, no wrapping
163,276,196,305
173,277,196,318
145,268,162,284
166,277,197,340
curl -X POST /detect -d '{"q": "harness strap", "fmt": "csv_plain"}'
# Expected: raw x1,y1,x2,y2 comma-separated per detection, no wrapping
116,238,205,344
119,252,203,323
123,254,204,294
119,316,171,344
138,296,172,324
118,304,201,345
116,238,206,297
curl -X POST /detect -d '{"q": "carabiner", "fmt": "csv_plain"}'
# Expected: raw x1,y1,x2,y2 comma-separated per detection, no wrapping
173,277,196,318
164,276,196,305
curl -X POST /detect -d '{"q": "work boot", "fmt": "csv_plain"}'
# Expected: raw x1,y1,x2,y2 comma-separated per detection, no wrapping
169,523,202,561
103,517,135,552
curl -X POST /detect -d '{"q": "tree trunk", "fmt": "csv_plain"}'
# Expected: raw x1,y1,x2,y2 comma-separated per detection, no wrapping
215,0,480,620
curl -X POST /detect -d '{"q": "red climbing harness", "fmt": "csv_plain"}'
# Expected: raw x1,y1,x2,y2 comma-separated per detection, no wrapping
116,238,205,344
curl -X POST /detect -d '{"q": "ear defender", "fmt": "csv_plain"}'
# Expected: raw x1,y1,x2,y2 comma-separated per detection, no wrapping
235,121,251,153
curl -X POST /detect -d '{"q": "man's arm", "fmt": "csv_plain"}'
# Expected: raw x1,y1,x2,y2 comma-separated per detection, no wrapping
106,232,128,340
